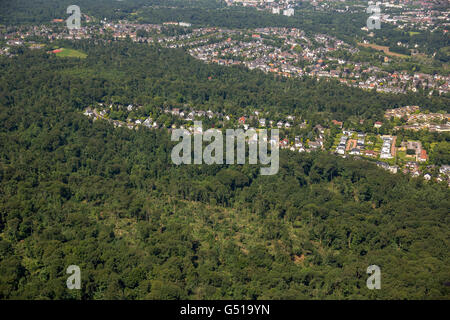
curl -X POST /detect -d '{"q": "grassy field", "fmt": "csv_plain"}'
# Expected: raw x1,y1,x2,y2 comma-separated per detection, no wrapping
54,48,87,58
357,42,409,59
368,135,383,153
397,149,416,163
331,133,343,150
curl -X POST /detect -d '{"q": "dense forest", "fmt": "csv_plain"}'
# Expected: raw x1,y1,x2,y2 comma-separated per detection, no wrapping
0,41,449,299
0,0,220,25
2,40,448,121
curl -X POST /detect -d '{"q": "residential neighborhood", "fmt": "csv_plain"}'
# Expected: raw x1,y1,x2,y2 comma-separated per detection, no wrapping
83,101,450,186
1,16,449,95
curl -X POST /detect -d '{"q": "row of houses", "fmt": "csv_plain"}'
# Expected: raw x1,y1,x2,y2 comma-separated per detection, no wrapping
84,105,449,185
380,136,394,159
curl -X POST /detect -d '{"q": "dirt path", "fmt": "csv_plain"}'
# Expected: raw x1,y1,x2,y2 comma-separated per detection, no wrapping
346,139,357,151
391,136,397,157
358,43,409,58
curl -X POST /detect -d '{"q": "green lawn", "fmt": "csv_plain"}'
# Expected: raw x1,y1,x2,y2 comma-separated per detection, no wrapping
331,133,343,149
55,48,87,58
367,135,382,153
396,150,416,164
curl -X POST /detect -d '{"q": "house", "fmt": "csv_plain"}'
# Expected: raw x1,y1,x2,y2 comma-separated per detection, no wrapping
294,137,303,148
374,121,383,128
380,137,393,159
283,9,294,17
143,118,153,128
364,150,377,157
389,165,399,174
406,162,419,172
336,146,345,155
315,125,325,134
83,108,94,117
376,162,398,173
259,118,266,127
332,120,343,128
8,39,24,46
277,121,284,129
376,161,390,170
349,148,361,155
439,165,450,176
309,141,322,150
186,112,195,121
239,116,246,124
419,149,428,162
412,171,421,177
280,139,289,148
339,136,348,146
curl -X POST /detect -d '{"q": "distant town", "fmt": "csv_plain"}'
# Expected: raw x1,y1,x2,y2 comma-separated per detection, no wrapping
226,0,449,32
1,21,449,95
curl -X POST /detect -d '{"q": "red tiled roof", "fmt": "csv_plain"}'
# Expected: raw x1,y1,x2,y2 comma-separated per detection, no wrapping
420,149,428,160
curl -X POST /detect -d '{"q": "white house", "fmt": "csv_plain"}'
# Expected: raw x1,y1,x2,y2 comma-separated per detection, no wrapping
283,8,294,17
